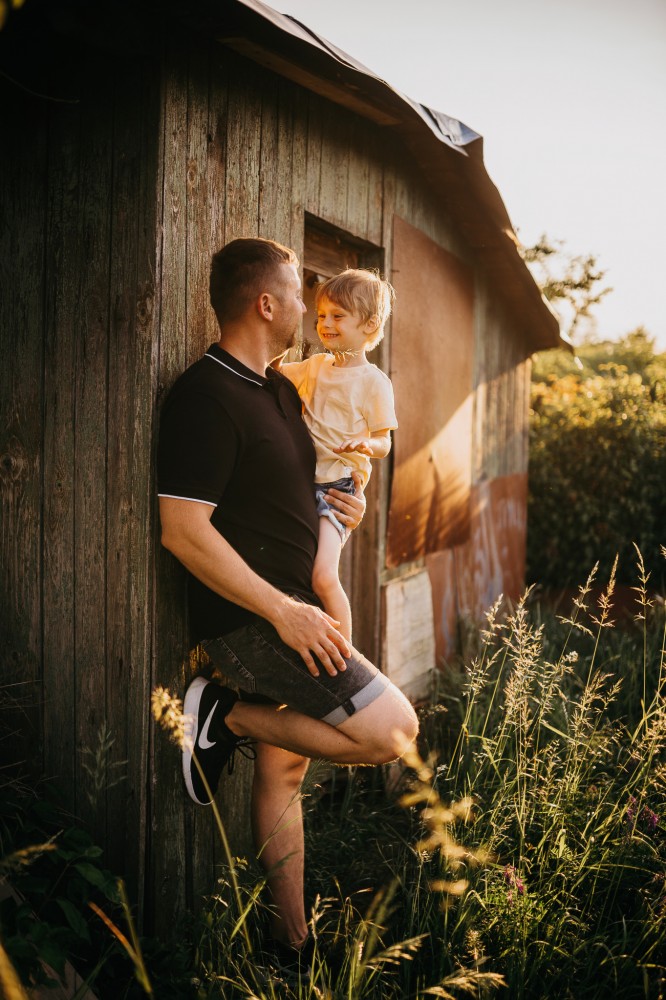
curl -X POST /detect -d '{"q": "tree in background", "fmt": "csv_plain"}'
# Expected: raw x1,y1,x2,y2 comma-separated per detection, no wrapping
521,233,613,342
522,236,666,590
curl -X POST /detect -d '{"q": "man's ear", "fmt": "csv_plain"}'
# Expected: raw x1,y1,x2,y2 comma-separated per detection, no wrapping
257,292,274,321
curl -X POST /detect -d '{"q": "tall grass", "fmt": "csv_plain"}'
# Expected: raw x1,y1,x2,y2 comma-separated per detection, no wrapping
147,557,666,999
412,561,666,1000
7,557,663,999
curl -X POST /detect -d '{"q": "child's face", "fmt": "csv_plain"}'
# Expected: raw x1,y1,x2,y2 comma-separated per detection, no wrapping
316,296,378,355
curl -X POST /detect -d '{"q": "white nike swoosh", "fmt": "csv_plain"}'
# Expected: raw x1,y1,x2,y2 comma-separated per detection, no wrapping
198,703,218,750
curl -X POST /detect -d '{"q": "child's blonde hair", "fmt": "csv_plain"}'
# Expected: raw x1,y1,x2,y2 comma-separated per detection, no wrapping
315,268,395,350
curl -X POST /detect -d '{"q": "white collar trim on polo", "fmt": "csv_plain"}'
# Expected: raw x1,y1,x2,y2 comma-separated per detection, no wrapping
205,350,264,387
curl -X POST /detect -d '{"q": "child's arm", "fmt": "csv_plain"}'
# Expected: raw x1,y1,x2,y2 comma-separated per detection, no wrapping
333,429,392,459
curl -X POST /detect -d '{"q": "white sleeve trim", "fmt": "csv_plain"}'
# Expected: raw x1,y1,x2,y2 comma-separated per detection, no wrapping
157,493,218,508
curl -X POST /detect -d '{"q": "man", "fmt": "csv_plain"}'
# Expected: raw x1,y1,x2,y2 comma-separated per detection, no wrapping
157,237,418,963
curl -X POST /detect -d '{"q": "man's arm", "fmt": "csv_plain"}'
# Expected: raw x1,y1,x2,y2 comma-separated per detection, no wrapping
159,497,351,677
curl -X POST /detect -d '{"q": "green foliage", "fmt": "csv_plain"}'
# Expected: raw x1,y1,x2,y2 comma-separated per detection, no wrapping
0,786,119,992
532,327,666,384
0,786,193,999
80,721,127,810
420,575,666,999
528,331,666,587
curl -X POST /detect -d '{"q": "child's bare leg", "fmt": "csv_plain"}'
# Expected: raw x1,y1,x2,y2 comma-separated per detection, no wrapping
312,517,352,641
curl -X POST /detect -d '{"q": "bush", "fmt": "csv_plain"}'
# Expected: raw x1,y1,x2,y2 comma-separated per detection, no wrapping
527,334,666,587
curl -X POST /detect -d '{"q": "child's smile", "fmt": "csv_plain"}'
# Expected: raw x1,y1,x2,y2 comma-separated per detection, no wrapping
316,296,378,363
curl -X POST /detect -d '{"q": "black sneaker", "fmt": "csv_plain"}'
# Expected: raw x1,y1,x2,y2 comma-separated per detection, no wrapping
182,677,255,806
262,935,318,982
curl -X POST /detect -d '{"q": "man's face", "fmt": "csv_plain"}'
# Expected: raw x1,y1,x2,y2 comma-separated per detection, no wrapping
272,263,306,351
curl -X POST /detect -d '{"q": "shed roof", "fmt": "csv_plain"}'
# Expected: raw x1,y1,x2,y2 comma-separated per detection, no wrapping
0,0,563,351
220,0,564,352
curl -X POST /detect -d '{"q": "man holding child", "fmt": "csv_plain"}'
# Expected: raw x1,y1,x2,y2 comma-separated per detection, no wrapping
157,237,417,968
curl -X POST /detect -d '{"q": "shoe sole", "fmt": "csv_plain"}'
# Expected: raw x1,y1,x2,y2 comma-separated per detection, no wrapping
182,676,211,806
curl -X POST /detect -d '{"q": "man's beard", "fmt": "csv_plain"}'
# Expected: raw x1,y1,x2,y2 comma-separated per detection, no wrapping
269,324,298,360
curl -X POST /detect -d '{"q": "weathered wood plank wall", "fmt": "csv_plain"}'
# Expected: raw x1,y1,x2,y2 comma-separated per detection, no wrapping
0,80,47,790
1,26,533,932
1,52,160,907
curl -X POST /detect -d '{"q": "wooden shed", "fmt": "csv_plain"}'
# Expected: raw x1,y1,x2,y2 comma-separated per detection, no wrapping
0,0,562,929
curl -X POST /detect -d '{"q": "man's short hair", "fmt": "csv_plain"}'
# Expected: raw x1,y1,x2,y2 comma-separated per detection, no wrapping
210,238,299,323
315,268,395,350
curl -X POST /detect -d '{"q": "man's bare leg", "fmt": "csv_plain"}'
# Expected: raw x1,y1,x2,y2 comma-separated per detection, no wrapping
228,683,418,765
251,743,309,947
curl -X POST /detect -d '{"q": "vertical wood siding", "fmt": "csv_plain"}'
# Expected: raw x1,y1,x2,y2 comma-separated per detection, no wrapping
473,272,531,482
0,84,47,788
0,53,160,911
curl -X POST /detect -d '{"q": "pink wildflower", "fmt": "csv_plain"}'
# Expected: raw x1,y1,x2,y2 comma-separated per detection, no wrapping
504,864,526,897
640,807,659,833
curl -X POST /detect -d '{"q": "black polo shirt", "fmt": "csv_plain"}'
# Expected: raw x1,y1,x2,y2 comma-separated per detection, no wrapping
157,343,320,641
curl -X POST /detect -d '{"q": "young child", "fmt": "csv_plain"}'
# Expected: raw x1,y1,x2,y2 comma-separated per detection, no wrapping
281,268,397,642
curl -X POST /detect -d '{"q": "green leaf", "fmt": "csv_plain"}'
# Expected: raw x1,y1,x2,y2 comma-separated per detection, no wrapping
39,937,68,977
56,898,91,944
74,861,115,896
82,845,104,859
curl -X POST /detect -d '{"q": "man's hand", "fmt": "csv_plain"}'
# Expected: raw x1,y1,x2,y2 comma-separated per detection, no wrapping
333,438,373,456
272,597,351,677
324,471,365,533
160,496,357,676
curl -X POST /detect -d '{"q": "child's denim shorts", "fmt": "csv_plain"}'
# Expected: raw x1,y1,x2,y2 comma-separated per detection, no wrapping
200,615,389,726
314,475,356,540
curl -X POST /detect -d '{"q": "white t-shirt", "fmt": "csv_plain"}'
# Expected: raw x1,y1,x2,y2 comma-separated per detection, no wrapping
282,352,398,488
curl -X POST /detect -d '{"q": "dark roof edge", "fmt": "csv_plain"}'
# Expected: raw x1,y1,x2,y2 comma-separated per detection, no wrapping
222,0,565,353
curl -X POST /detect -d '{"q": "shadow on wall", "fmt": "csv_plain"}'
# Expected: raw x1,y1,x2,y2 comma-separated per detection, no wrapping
387,397,473,565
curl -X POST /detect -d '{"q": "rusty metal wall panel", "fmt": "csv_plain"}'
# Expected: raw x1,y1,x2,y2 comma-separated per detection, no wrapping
387,215,474,566
425,473,528,660
454,473,527,621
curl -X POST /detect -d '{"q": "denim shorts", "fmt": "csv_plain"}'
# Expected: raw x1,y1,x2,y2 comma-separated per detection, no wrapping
315,476,356,541
200,615,389,726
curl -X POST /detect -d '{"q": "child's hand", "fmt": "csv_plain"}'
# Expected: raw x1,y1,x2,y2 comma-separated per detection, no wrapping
333,439,373,456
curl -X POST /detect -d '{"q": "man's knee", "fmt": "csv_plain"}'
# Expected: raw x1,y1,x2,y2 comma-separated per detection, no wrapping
341,690,419,765
369,705,419,764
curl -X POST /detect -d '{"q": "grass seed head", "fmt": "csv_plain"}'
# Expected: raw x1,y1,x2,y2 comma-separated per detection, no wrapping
151,686,189,748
